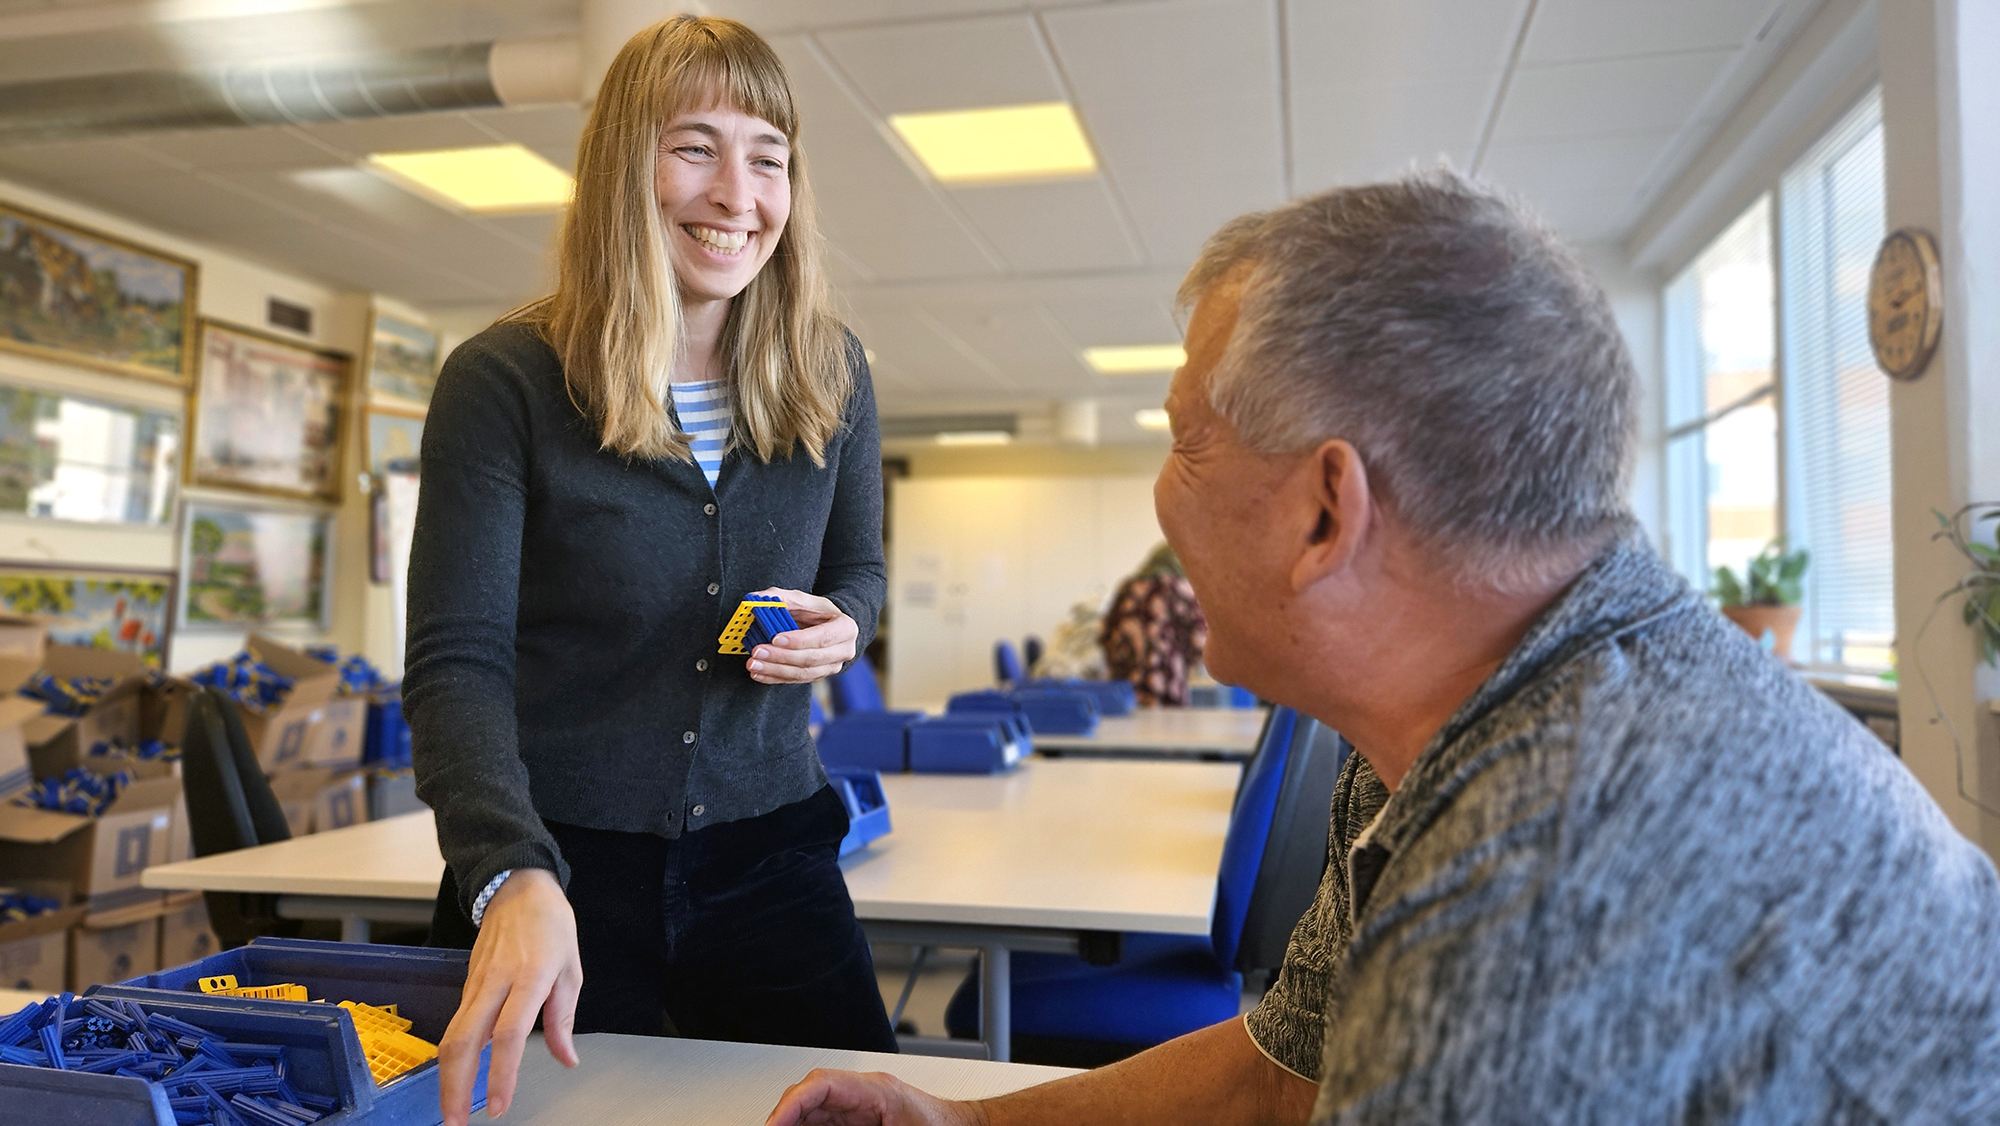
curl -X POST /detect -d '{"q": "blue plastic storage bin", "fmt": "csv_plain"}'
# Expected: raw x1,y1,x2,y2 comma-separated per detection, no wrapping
908,713,1029,774
99,937,490,1124
1023,678,1137,716
827,767,892,856
1011,688,1099,735
817,711,925,772
945,689,1017,714
363,694,411,769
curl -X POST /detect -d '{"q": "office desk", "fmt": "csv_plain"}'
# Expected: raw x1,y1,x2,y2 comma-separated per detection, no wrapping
506,1032,1074,1123
1034,706,1269,760
143,758,1240,1062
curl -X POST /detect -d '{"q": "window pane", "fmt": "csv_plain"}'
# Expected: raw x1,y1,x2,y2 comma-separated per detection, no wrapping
1781,91,1890,669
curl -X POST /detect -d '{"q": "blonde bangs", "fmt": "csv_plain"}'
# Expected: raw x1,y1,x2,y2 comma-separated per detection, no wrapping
520,15,851,465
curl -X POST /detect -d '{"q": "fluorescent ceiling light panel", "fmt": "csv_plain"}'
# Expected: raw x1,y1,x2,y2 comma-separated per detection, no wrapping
935,431,1013,446
365,143,574,214
889,102,1097,184
1084,344,1185,375
1134,408,1170,431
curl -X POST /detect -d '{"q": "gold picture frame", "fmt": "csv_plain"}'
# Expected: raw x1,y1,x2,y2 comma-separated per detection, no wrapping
363,306,440,413
0,199,199,386
187,318,350,503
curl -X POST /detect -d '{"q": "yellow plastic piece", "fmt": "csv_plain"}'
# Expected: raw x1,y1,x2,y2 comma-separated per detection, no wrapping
718,599,788,655
358,1027,438,1084
197,975,238,993
216,983,309,1001
339,1000,413,1036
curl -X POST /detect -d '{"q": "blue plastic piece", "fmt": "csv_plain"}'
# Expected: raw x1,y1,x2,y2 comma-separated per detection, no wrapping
99,938,492,1125
908,713,1029,774
816,711,924,772
745,604,801,651
828,654,885,715
1011,688,1099,735
362,696,411,769
827,767,891,857
993,640,1024,685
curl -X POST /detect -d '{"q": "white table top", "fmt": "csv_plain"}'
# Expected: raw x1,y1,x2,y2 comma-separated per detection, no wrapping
143,758,1241,936
507,1033,1075,1124
1033,706,1269,756
0,989,49,1014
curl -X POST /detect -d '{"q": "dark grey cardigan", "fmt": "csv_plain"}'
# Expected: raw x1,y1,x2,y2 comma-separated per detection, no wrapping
404,320,885,915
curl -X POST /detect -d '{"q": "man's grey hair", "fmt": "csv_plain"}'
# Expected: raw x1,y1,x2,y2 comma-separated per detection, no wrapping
1180,170,1636,590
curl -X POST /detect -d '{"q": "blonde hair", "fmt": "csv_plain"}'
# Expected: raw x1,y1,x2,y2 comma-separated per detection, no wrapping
512,15,850,464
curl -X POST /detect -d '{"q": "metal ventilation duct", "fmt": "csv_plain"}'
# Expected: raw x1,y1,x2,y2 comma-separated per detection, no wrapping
0,37,583,146
879,414,1020,441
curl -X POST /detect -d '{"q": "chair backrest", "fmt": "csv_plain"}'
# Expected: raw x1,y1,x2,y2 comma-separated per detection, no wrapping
993,639,1024,685
1210,706,1298,969
180,688,297,949
1234,722,1346,975
1022,635,1044,672
829,653,886,715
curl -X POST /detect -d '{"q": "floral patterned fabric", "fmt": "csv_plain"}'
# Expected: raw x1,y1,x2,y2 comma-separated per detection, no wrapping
1097,573,1206,706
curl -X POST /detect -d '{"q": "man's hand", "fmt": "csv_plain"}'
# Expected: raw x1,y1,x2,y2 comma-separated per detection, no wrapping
764,1069,985,1126
746,588,859,685
438,869,582,1126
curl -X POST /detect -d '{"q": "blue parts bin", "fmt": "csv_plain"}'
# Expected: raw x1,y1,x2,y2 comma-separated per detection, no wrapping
362,695,411,770
817,711,925,772
717,599,801,655
948,686,1101,735
827,767,891,857
77,937,493,1125
1019,678,1137,717
909,712,1030,774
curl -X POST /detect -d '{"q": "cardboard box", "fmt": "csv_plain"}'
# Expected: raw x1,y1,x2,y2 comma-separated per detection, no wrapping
367,769,426,821
0,613,45,661
19,645,149,754
306,694,369,770
229,635,342,772
26,712,175,783
0,774,180,913
143,676,199,749
0,880,83,993
157,891,219,971
268,767,333,838
69,900,162,991
0,696,41,796
313,770,370,833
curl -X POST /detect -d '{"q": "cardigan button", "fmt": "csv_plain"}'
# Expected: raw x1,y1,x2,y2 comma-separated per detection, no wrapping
704,503,717,516
683,731,696,744
696,659,709,672
707,583,719,595
692,805,706,817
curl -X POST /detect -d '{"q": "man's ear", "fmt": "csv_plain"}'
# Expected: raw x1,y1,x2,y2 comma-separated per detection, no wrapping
1290,439,1371,592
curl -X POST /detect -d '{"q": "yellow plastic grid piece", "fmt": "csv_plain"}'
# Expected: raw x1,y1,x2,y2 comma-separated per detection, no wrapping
197,975,238,993
358,1027,438,1085
339,1000,413,1036
718,599,788,655
218,983,310,1001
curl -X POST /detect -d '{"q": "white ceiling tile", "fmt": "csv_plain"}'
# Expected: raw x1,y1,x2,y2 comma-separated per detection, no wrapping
1492,49,1738,144
1044,0,1285,266
292,112,502,160
1479,131,1678,214
947,177,1142,274
1290,75,1492,192
1286,0,1529,84
1040,291,1181,349
847,306,1013,396
705,0,1029,36
815,12,1060,114
1521,0,1784,65
923,302,1091,393
0,138,175,182
126,127,338,172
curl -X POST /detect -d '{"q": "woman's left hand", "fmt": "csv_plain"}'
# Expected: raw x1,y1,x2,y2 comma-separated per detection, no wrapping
746,588,858,684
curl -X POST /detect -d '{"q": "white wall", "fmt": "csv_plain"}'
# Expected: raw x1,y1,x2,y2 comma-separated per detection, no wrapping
887,474,1164,709
1577,242,1665,549
0,175,384,674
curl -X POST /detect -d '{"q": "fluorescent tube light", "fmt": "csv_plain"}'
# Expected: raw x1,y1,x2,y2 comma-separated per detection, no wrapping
934,431,1014,446
1134,408,1170,431
1084,344,1185,375
888,102,1097,185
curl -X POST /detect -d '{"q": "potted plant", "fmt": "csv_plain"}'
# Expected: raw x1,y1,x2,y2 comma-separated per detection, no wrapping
1712,541,1811,659
1934,503,2000,665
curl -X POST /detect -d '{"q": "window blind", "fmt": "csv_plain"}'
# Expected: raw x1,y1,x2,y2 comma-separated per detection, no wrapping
1779,90,1890,668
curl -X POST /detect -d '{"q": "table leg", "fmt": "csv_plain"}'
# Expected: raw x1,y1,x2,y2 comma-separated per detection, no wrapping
339,915,371,943
980,943,1011,1063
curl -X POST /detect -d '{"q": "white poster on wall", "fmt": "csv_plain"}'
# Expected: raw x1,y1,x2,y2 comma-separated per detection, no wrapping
384,471,420,670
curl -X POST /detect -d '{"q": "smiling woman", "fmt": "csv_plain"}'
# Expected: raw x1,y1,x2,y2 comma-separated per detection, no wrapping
401,15,891,1126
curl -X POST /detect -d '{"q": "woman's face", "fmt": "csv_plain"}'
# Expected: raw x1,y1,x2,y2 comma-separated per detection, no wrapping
655,103,793,306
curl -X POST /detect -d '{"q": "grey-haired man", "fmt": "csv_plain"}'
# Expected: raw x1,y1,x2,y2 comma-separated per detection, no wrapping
766,172,2000,1126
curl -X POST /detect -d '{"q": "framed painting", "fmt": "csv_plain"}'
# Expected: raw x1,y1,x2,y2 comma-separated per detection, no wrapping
365,406,424,477
0,563,174,667
365,309,439,412
0,379,179,525
179,500,331,630
0,201,197,385
188,319,349,502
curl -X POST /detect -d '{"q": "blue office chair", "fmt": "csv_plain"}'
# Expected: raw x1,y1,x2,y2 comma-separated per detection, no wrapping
944,707,1343,1065
829,652,886,715
1022,635,1044,674
994,640,1025,685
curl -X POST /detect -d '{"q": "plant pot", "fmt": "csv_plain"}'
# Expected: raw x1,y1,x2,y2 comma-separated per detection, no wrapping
1721,604,1802,660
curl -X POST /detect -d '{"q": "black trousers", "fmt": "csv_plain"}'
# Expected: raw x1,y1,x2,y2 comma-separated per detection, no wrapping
431,788,896,1052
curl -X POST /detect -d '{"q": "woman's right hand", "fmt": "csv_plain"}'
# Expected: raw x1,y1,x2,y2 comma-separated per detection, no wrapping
438,868,583,1126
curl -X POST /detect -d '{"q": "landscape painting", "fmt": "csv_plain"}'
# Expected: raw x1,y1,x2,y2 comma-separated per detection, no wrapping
181,502,329,629
0,381,179,524
0,202,196,385
0,565,173,667
366,310,439,410
190,320,348,502
366,408,424,477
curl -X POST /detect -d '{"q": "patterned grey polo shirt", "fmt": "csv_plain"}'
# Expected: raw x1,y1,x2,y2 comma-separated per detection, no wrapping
1245,534,2000,1123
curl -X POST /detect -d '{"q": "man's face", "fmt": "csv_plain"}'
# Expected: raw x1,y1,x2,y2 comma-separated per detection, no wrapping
1153,278,1302,694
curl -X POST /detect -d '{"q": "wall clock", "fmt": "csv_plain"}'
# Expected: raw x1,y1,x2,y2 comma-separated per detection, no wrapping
1867,227,1943,381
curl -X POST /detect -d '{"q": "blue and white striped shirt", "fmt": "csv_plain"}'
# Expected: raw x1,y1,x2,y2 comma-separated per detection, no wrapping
668,379,729,486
